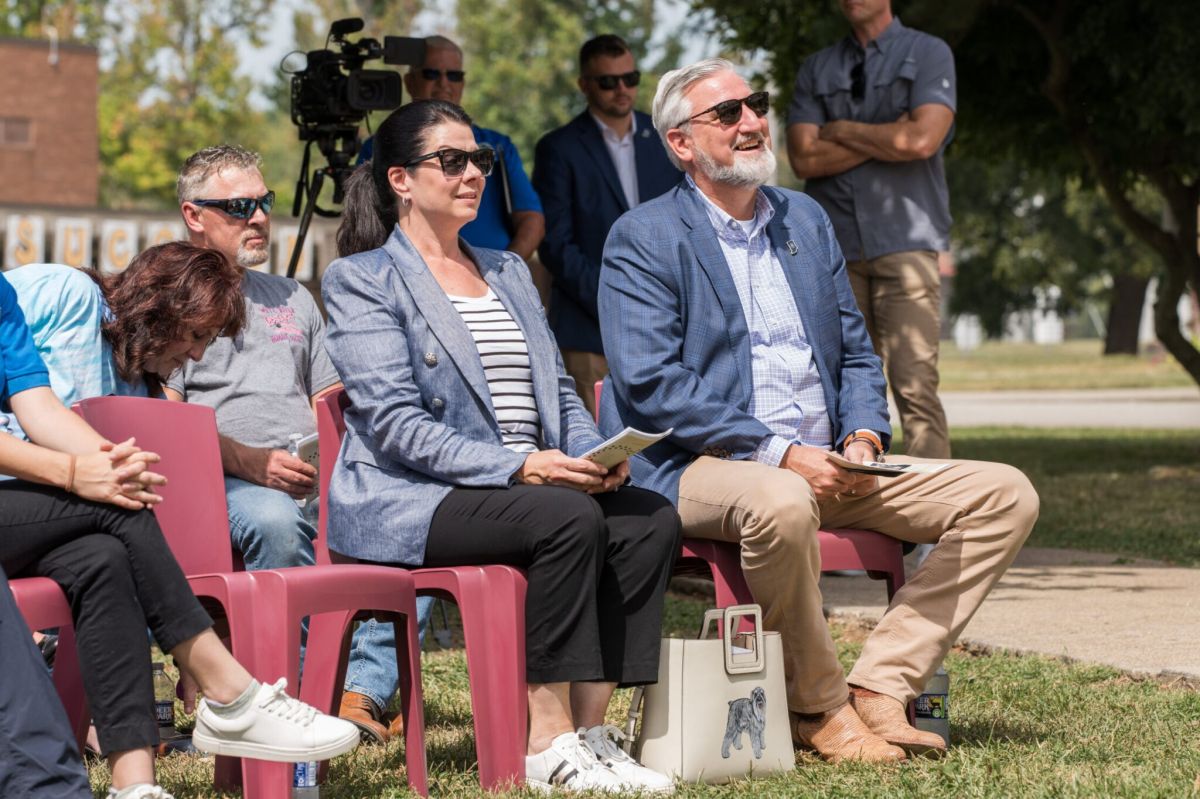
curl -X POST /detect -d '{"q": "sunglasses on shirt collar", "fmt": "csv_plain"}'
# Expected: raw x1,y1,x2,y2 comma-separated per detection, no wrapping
585,70,641,90
687,91,770,126
420,68,465,82
190,191,275,220
850,62,865,101
404,146,496,177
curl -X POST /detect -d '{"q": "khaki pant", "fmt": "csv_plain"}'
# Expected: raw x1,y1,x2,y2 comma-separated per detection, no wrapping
677,455,1038,713
561,349,608,419
848,251,950,459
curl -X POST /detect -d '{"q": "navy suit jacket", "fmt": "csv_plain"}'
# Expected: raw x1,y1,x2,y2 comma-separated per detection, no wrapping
533,110,681,353
321,226,604,565
597,182,891,503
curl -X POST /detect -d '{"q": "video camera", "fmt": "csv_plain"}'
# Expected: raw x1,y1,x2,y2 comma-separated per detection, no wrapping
284,18,424,278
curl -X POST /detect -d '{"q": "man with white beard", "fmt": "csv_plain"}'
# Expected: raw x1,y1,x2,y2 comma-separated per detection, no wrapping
597,59,1038,764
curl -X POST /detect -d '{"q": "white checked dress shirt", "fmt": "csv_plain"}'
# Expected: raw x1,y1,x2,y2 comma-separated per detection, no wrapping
591,112,639,209
687,176,833,465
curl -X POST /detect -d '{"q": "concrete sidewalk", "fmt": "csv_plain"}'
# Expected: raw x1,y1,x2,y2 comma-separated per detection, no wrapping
821,547,1200,680
918,387,1200,429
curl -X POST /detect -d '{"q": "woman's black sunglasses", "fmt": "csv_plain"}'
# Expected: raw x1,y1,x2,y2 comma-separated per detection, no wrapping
687,91,771,126
404,147,496,177
586,70,641,91
191,191,275,220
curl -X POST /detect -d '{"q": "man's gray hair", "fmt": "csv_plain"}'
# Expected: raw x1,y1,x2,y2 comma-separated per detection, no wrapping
176,145,263,204
423,35,463,60
652,58,736,169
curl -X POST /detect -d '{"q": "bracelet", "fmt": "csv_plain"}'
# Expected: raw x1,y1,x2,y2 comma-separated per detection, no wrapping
64,454,77,494
842,431,883,459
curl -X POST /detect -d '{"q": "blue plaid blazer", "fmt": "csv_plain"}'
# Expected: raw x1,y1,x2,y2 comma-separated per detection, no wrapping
597,183,890,503
322,226,605,565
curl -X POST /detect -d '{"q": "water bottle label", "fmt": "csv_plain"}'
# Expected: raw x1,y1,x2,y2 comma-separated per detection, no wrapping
915,692,949,720
155,700,174,726
293,761,317,788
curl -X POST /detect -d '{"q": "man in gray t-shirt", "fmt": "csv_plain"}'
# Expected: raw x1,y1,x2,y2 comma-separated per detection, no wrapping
786,0,954,460
167,144,338,597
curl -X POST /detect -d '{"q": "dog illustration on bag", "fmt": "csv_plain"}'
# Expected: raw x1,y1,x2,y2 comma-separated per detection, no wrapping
721,687,767,759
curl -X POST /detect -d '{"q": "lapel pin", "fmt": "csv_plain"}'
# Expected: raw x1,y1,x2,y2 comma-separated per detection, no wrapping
786,240,798,255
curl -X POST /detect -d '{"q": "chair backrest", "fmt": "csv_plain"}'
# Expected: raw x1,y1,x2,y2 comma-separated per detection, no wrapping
314,387,351,565
75,396,237,575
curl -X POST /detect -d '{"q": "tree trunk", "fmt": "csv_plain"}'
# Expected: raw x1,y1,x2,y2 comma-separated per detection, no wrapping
1103,274,1149,355
1153,250,1200,388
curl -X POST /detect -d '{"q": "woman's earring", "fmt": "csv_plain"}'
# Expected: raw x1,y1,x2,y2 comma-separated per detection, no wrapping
401,195,412,208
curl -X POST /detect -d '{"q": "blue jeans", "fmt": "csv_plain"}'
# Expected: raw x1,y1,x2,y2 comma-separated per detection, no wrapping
342,596,436,711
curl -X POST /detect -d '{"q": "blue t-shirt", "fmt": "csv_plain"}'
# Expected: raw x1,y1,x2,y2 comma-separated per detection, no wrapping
359,124,542,251
0,271,51,406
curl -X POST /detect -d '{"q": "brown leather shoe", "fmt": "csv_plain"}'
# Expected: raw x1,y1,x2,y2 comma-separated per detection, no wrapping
338,691,390,745
849,688,947,758
386,711,404,739
791,702,906,763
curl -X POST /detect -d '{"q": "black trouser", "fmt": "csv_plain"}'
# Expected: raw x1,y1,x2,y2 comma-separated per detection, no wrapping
421,484,681,685
0,566,92,798
0,481,212,755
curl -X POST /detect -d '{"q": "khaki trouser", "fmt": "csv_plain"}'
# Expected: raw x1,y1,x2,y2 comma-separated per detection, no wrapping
561,349,608,419
848,251,950,459
677,455,1038,713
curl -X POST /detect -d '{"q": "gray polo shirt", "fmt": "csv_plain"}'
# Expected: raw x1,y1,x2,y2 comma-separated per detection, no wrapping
787,17,955,261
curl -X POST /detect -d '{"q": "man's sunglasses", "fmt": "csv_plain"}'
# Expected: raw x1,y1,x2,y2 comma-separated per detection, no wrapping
421,68,465,83
404,147,496,177
850,62,865,101
687,91,771,126
586,70,641,91
190,191,275,220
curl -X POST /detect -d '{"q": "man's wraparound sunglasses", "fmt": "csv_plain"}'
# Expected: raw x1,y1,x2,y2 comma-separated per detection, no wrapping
586,70,641,90
421,68,465,83
687,91,771,126
404,147,496,177
191,191,275,220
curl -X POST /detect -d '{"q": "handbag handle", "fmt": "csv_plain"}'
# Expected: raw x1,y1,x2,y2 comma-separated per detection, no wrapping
700,604,765,675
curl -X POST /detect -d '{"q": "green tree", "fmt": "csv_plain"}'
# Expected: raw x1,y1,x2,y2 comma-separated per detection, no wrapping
692,0,1200,385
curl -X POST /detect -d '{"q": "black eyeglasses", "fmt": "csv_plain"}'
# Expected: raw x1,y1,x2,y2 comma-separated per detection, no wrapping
586,70,641,91
850,62,865,101
687,91,770,126
190,191,275,220
420,68,465,83
404,147,495,177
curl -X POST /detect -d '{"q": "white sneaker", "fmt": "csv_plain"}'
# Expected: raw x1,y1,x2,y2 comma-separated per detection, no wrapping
582,725,675,794
525,730,625,793
107,786,175,799
192,678,360,762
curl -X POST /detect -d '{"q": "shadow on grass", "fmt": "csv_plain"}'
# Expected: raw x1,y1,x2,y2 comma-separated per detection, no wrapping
950,717,1046,747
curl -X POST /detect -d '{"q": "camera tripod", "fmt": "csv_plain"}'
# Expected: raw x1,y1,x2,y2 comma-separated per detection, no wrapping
286,127,359,279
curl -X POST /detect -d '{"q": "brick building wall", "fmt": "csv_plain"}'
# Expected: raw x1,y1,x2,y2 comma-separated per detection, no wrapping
0,37,99,208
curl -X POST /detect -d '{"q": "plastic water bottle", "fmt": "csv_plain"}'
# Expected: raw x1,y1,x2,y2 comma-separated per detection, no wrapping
914,667,950,747
152,662,176,742
288,433,308,509
292,761,319,798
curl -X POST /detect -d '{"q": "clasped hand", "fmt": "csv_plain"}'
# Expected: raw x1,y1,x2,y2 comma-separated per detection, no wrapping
781,442,877,500
72,437,168,510
516,449,628,494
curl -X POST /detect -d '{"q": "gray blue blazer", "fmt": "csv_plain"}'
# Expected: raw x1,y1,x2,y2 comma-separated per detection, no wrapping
597,183,890,504
321,226,605,565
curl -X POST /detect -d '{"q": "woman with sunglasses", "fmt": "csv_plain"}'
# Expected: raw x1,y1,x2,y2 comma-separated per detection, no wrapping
0,254,360,799
323,99,681,794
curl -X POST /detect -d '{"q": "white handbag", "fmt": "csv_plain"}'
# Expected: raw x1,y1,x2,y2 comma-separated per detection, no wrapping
625,604,795,783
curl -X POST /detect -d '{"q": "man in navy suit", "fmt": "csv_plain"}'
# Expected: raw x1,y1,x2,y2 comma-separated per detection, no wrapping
599,59,1039,764
534,34,681,415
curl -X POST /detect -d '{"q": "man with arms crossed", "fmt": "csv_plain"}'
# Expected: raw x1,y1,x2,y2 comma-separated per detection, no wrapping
786,0,954,459
598,59,1038,762
534,34,680,415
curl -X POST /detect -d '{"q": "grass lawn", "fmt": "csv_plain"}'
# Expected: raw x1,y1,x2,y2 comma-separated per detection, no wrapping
937,340,1195,391
86,426,1200,796
98,595,1200,798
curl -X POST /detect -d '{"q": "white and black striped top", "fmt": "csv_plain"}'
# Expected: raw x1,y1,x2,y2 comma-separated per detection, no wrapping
448,289,542,453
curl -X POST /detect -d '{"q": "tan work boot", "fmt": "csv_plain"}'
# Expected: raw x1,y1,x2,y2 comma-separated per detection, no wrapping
791,702,906,763
849,687,947,758
338,691,389,745
386,711,404,739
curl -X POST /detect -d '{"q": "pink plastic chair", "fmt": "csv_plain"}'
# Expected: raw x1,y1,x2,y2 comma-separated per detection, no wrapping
591,381,907,605
75,395,428,798
317,389,528,791
8,577,90,749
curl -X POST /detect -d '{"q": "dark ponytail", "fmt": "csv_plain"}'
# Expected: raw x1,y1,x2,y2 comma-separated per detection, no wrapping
335,99,475,257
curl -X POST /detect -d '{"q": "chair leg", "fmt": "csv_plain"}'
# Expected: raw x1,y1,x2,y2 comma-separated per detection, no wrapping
395,607,429,796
